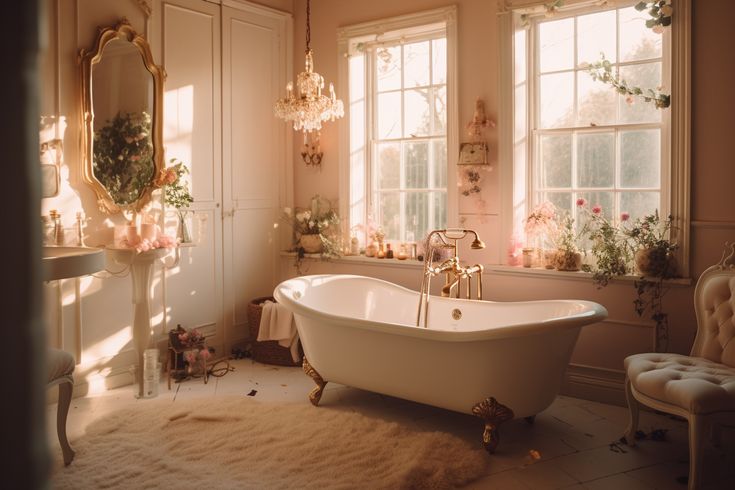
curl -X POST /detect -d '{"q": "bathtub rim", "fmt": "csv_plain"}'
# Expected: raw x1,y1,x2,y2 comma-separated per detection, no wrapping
274,274,608,343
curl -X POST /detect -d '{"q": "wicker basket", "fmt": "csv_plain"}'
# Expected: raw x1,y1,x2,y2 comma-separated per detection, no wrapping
248,296,302,366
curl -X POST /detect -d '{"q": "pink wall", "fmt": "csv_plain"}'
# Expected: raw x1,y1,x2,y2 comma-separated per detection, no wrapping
285,0,735,378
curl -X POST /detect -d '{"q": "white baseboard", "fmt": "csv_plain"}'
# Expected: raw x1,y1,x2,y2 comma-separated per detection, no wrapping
561,363,627,407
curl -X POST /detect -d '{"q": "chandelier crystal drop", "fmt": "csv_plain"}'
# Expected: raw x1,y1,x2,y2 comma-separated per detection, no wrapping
274,0,343,133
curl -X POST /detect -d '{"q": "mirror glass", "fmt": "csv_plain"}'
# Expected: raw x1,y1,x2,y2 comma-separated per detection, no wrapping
92,39,154,206
80,19,164,214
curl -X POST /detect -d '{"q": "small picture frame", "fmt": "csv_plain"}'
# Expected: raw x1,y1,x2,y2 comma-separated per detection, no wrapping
458,142,488,165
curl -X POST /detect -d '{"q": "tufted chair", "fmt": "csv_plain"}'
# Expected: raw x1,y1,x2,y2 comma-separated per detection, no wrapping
623,247,735,490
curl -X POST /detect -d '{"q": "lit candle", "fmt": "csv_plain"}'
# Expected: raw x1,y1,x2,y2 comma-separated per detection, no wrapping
286,82,293,98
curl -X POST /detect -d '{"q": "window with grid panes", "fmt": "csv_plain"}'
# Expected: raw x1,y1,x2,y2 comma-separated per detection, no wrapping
530,3,669,228
370,36,448,242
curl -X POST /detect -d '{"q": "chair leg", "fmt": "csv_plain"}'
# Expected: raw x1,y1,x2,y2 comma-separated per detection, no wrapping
687,415,708,490
57,381,75,466
623,376,639,446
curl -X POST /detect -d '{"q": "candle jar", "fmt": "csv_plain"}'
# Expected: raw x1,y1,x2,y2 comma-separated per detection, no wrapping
522,247,535,268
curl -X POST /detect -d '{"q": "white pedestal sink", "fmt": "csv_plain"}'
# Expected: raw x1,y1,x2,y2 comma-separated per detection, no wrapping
42,246,105,281
106,247,172,398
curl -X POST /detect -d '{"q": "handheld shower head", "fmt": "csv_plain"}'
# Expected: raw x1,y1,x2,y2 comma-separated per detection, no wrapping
470,231,485,250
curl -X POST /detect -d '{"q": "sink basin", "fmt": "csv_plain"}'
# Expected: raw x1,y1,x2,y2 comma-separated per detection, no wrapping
42,246,105,281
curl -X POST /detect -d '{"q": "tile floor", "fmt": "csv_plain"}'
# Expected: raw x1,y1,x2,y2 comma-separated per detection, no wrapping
49,359,734,489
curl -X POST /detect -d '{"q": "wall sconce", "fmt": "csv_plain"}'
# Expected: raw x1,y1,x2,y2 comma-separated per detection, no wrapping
301,131,323,168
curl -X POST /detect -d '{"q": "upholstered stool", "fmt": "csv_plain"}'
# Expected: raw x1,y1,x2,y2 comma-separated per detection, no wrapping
47,348,75,465
623,245,735,490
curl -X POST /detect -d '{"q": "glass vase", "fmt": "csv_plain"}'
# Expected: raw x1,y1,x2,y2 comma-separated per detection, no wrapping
177,210,192,244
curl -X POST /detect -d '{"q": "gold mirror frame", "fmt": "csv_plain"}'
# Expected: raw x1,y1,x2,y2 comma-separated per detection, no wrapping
79,18,165,215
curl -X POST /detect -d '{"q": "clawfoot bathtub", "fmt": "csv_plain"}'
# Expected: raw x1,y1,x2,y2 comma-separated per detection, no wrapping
274,274,607,453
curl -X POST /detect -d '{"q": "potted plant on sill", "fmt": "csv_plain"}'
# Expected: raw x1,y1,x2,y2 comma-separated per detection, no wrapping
580,200,632,288
550,211,584,272
281,194,341,274
623,211,678,351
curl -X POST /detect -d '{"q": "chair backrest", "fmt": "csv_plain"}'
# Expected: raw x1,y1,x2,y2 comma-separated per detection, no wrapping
692,243,735,367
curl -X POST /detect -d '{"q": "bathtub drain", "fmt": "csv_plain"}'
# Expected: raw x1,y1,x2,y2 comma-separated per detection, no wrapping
451,308,462,320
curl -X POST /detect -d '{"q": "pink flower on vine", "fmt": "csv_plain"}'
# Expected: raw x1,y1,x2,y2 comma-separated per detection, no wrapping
576,198,587,207
620,212,630,222
592,205,602,215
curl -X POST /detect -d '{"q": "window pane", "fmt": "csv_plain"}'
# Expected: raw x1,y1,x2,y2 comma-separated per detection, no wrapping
621,129,660,188
577,71,615,126
618,62,662,124
540,134,572,188
376,46,401,92
619,6,662,62
432,38,447,84
433,191,446,230
378,192,400,240
577,132,614,188
577,10,616,65
404,141,428,189
539,72,574,128
539,18,574,73
404,41,430,88
406,192,429,242
545,192,571,216
378,91,401,139
433,139,447,188
377,142,400,189
432,86,447,135
404,89,430,137
620,191,659,222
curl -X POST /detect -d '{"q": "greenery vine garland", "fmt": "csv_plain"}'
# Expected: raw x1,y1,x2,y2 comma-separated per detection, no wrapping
635,1,672,31
585,54,670,109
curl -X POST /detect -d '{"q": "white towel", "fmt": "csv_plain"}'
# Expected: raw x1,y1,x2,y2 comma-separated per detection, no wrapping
257,301,300,363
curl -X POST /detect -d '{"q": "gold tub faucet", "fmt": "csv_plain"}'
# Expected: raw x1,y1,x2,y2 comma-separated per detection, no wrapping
416,229,485,328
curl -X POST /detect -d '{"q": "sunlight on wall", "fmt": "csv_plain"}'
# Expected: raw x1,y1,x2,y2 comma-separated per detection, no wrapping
164,84,194,166
83,326,132,364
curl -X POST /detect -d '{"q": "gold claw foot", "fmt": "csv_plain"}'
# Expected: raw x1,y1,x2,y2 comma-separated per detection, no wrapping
302,358,327,406
472,397,514,454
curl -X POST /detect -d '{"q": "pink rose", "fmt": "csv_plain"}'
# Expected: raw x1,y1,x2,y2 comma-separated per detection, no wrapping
199,348,211,361
620,212,630,221
592,205,602,215
576,198,586,207
165,168,177,184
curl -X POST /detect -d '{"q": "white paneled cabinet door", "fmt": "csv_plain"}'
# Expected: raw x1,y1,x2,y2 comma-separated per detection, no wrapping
162,0,225,353
222,3,289,352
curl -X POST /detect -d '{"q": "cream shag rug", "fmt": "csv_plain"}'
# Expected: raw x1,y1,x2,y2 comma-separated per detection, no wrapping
52,396,488,489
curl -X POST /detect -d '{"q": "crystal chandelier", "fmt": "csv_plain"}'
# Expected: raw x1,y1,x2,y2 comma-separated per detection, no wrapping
274,0,343,133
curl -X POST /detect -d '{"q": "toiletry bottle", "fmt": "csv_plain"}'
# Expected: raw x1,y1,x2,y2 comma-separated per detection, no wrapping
397,243,408,260
76,212,85,246
350,236,359,256
385,243,393,259
51,210,65,245
41,215,54,245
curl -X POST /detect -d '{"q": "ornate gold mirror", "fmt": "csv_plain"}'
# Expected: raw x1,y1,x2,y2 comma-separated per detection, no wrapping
79,19,165,214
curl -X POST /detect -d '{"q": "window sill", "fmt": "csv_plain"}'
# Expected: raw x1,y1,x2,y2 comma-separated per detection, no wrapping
280,251,424,269
486,265,692,287
280,252,692,287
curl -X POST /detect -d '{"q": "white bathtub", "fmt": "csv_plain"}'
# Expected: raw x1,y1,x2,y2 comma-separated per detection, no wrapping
274,274,607,451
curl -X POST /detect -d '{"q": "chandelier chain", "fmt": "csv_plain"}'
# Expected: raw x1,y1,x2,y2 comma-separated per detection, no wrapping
306,0,311,51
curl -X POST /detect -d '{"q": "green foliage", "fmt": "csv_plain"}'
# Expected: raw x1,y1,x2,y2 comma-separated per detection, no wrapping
635,1,673,29
582,209,632,288
585,54,670,109
282,195,342,274
159,158,194,210
93,111,155,206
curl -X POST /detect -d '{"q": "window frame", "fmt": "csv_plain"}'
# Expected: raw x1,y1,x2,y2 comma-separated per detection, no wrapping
498,0,691,276
337,6,459,247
